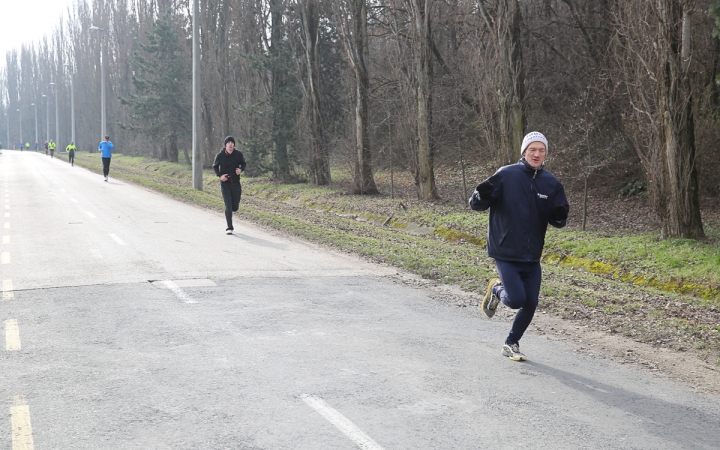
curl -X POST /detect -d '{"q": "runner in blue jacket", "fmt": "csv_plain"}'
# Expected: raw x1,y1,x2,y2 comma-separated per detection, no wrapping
470,131,569,361
98,135,114,182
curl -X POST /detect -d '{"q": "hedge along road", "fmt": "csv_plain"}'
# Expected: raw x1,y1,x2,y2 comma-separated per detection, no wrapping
1,149,719,449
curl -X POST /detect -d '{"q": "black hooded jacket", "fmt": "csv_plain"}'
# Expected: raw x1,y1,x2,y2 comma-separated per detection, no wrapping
212,149,247,185
469,158,569,263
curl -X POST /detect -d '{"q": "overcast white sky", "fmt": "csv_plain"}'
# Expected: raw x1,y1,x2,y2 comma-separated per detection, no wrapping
0,0,78,70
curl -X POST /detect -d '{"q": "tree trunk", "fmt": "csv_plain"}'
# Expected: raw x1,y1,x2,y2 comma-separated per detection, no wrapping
657,0,704,238
340,0,379,194
169,136,179,162
479,0,526,166
218,0,231,135
300,0,330,185
408,0,439,200
270,0,291,182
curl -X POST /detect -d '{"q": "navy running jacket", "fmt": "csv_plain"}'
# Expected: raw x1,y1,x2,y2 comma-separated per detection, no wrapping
469,158,569,263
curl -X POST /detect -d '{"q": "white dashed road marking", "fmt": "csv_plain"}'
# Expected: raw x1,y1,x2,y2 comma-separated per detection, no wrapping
86,211,96,219
301,395,384,450
3,235,9,244
90,249,103,259
161,280,198,304
70,198,78,203
109,234,128,246
2,252,10,264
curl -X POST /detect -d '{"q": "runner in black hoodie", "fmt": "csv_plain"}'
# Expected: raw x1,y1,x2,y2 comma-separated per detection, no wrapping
212,136,247,235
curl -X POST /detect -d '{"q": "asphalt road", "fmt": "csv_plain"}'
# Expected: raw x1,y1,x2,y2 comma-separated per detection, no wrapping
1,149,719,450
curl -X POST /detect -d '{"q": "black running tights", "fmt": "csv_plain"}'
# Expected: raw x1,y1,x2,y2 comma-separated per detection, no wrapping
102,157,111,177
220,181,242,230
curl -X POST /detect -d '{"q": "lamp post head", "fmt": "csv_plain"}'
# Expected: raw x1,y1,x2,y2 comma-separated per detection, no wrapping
31,103,35,106
90,25,104,32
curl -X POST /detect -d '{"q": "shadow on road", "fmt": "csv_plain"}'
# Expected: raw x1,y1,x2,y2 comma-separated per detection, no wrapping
232,232,288,250
526,361,719,449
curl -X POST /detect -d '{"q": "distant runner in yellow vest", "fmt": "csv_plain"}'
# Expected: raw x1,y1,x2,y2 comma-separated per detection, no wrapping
48,140,57,158
66,142,77,166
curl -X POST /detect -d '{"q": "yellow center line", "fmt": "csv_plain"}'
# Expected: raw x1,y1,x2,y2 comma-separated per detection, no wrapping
2,235,9,244
11,396,34,450
3,279,14,300
5,319,21,351
2,252,10,264
4,205,9,209
278,260,297,269
4,213,9,217
4,222,9,229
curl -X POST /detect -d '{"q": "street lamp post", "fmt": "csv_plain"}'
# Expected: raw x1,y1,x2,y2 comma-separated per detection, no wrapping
5,111,9,148
64,63,75,145
90,25,106,141
192,0,202,189
50,81,58,145
31,103,38,149
16,109,21,148
42,94,49,145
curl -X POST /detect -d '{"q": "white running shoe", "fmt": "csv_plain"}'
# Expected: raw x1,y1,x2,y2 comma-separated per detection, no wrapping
104,176,108,182
226,228,233,235
502,343,527,361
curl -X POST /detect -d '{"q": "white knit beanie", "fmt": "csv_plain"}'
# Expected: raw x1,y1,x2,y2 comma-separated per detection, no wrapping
520,131,548,156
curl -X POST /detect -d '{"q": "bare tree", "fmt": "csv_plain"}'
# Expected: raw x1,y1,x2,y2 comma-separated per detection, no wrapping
336,0,380,194
614,0,704,239
269,0,293,182
405,0,439,199
477,0,526,166
299,0,331,185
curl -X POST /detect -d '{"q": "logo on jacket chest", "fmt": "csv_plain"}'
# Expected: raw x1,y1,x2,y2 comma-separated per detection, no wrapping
537,193,548,199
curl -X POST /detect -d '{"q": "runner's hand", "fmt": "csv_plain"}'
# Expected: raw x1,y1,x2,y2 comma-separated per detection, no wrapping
475,181,493,200
235,168,242,175
220,174,228,182
551,205,568,221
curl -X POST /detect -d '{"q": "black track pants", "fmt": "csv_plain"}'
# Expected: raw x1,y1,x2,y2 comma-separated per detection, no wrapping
102,157,111,177
220,181,242,230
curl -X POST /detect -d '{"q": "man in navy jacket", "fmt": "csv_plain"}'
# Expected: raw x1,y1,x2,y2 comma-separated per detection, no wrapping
470,131,569,361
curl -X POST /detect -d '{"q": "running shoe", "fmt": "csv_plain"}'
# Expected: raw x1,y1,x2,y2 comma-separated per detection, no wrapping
481,278,502,318
226,228,233,235
502,343,527,361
